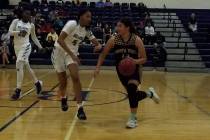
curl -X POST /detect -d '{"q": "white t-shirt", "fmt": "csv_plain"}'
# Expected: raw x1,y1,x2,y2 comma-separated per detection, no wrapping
9,19,32,46
145,26,155,36
54,20,95,55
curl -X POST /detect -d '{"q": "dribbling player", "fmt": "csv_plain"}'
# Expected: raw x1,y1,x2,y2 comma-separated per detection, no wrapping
51,9,101,120
94,18,160,128
9,8,43,100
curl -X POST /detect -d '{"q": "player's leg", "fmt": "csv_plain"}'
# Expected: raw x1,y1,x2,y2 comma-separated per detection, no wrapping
57,71,68,111
51,48,69,111
11,60,25,100
68,63,86,120
25,62,42,95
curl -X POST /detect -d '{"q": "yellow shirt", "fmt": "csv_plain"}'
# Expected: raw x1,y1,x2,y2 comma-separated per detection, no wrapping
46,32,58,42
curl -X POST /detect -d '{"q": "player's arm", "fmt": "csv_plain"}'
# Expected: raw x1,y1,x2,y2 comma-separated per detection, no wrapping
94,36,114,76
86,30,102,52
31,24,43,49
134,36,147,65
8,19,20,36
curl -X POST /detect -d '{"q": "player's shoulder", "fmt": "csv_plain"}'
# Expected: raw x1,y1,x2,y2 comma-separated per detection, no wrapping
66,20,78,27
11,18,20,23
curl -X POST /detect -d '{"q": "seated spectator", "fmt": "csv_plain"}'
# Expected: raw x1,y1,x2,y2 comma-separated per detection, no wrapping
54,17,64,32
0,29,10,68
144,22,155,45
45,36,54,54
103,24,112,43
154,31,166,47
104,0,113,7
72,0,81,6
188,13,197,32
96,0,104,8
46,28,58,42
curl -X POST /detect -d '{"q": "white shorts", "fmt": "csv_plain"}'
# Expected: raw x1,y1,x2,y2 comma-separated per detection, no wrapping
51,47,76,73
14,43,32,63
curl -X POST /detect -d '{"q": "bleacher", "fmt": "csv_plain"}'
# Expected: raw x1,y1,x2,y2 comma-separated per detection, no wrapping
1,2,210,72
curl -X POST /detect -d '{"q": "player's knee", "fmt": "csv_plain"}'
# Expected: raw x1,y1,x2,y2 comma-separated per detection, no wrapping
126,84,138,108
71,75,80,83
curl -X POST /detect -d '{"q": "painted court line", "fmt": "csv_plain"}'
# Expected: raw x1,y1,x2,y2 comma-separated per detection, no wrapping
64,77,95,140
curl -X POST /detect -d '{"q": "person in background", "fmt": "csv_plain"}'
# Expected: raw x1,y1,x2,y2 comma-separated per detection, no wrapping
1,28,10,68
46,28,58,42
45,36,54,54
154,31,166,47
104,0,113,7
103,23,112,43
144,22,155,45
96,0,104,8
54,16,64,32
188,13,197,32
72,0,81,6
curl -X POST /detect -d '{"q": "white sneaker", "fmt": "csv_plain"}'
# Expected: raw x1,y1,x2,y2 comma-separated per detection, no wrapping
126,118,138,129
149,87,160,104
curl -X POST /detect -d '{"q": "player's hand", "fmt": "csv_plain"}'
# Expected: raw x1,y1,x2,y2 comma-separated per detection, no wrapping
19,30,27,37
93,66,100,77
94,44,102,53
72,55,81,65
130,58,140,65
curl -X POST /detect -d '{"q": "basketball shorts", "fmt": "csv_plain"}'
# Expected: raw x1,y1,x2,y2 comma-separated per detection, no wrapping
51,47,76,73
14,43,32,63
116,65,143,87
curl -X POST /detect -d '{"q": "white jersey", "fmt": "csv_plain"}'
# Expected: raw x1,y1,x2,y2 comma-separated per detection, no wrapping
9,19,32,47
54,20,95,55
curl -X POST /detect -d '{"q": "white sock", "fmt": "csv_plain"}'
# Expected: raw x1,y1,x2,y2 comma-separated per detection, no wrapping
77,103,83,109
16,61,24,89
25,62,38,83
146,91,153,98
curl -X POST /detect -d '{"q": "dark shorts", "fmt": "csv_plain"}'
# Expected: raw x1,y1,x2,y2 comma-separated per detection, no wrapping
116,65,143,87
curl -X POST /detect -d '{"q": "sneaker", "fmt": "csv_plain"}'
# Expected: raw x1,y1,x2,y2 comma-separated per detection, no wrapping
149,87,160,104
11,88,21,100
77,107,87,120
126,118,138,129
35,80,43,95
61,97,68,111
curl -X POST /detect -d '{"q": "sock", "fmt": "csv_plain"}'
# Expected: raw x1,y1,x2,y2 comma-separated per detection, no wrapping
129,112,136,120
16,61,24,89
25,62,38,83
146,91,153,98
77,103,83,109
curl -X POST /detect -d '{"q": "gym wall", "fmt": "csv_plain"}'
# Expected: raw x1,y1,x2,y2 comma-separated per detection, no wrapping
9,0,210,9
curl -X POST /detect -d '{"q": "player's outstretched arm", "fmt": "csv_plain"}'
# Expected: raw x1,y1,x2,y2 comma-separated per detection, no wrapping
90,38,102,52
94,36,114,77
31,24,43,49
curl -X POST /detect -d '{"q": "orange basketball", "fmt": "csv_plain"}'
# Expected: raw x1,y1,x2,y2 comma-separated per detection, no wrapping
118,57,136,76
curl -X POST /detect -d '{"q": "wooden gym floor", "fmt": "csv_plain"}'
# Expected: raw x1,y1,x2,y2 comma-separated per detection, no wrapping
0,68,210,140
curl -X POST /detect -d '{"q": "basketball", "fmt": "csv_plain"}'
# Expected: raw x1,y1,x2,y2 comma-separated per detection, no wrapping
118,57,136,76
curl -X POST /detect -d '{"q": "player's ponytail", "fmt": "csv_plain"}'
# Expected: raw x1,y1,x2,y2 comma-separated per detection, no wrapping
119,18,137,34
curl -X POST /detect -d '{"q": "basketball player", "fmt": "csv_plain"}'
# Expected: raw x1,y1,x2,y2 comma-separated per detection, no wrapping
51,9,101,120
9,8,43,100
94,18,160,128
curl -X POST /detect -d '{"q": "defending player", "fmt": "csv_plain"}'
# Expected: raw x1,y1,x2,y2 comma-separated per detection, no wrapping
51,9,101,120
9,8,43,100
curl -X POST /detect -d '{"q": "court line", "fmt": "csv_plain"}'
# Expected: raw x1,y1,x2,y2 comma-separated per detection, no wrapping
64,77,95,140
159,80,210,117
0,100,39,132
0,71,53,132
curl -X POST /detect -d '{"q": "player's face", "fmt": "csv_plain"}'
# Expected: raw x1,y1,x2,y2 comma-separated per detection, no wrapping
116,22,129,36
22,10,31,22
80,11,92,26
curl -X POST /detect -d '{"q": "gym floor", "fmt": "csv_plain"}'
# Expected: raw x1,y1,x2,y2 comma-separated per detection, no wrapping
0,69,210,140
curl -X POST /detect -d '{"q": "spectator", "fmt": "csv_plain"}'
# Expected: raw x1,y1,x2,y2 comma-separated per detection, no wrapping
188,13,197,32
152,43,167,69
104,0,113,7
103,24,112,43
154,31,166,47
0,28,10,68
45,36,54,54
57,0,64,5
46,28,58,42
96,0,104,8
72,0,81,6
144,22,155,45
54,16,64,32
